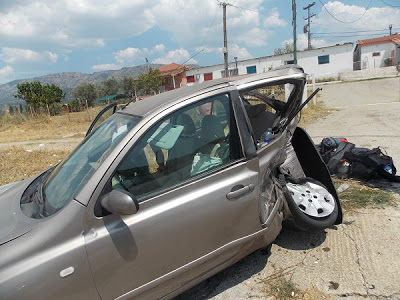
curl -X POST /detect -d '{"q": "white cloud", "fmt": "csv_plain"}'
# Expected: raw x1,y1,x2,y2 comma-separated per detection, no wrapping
297,34,328,50
312,2,400,43
263,8,287,27
95,39,105,47
281,34,329,52
0,1,156,51
0,48,58,65
153,48,197,64
153,44,166,53
0,65,15,84
92,63,120,70
114,47,142,65
230,44,252,60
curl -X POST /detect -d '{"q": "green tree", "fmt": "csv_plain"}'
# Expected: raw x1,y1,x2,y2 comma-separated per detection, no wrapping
137,67,164,95
67,99,81,112
274,42,294,56
14,81,43,112
72,82,98,107
14,81,65,115
102,77,119,96
120,76,134,98
41,83,66,115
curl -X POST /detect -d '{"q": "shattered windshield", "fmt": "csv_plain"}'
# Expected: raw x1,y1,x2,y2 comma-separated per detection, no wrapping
21,113,139,218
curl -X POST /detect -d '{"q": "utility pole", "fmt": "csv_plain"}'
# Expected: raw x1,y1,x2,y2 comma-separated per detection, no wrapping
221,2,229,77
292,0,297,64
389,24,392,35
303,2,316,50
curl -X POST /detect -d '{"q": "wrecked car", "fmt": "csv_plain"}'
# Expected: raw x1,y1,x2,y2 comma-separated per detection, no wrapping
0,66,342,299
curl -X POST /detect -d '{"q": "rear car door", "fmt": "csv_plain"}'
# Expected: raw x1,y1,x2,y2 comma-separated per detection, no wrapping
83,90,263,299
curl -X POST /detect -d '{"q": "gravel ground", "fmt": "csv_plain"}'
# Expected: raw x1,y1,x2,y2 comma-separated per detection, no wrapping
177,77,400,300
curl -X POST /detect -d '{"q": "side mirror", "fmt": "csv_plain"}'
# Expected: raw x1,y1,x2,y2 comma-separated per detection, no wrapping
101,190,139,215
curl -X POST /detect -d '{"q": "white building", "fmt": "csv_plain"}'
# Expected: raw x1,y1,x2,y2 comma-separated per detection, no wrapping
186,43,354,85
354,34,400,70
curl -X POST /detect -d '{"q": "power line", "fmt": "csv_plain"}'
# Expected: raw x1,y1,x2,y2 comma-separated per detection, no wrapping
318,0,373,24
380,0,400,8
314,28,400,35
220,1,292,22
313,32,390,38
179,4,220,66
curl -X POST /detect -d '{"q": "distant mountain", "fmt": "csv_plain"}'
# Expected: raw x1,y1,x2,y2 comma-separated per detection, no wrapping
0,64,163,107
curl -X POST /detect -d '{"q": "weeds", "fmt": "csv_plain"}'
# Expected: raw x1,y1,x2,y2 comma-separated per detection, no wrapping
299,100,332,126
0,108,101,143
334,179,396,210
268,277,299,299
0,146,71,185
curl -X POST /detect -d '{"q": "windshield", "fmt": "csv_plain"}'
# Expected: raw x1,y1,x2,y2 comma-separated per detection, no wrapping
32,113,139,217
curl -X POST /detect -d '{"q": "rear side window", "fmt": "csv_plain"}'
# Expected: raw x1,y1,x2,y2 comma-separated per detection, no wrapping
240,80,303,141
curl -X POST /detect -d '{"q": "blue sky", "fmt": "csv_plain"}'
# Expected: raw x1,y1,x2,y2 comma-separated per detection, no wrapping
0,0,399,84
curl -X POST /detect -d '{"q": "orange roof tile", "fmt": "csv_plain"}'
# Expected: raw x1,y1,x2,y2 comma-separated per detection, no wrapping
357,34,400,46
158,63,188,76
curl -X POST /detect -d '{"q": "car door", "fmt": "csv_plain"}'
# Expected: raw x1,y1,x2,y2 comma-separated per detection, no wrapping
83,91,262,300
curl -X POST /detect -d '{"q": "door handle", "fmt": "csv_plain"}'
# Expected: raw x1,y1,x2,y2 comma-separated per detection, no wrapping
226,184,255,199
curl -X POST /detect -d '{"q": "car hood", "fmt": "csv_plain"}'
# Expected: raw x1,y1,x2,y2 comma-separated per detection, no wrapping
0,178,39,245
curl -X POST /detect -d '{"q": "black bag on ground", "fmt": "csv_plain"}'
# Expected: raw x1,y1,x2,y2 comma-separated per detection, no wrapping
326,142,354,174
319,137,349,164
318,137,400,182
344,147,400,182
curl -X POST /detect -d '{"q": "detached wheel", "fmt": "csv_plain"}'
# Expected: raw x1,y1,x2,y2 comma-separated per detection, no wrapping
283,177,338,231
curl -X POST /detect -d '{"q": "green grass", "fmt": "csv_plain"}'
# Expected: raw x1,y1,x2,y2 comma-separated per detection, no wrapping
334,179,396,210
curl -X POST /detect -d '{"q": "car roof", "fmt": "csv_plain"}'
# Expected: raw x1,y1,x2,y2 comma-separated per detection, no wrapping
121,65,304,117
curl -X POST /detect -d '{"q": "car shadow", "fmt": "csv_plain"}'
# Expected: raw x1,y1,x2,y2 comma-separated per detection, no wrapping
364,179,400,197
174,247,271,300
273,221,329,250
175,223,330,299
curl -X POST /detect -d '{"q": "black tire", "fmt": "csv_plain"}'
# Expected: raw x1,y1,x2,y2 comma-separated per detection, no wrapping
280,176,339,231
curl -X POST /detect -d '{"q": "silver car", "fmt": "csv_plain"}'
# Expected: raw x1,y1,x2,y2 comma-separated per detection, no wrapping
0,66,342,299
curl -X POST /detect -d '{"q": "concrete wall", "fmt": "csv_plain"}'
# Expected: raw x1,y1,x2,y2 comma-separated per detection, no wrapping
297,43,354,79
186,43,354,85
339,65,398,81
360,43,396,69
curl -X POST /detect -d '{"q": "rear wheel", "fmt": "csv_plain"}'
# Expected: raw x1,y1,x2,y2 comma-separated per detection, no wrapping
282,177,338,231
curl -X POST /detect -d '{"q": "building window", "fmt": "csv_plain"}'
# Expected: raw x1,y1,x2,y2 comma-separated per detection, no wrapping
318,55,330,65
204,73,213,81
229,68,238,76
285,60,295,65
246,66,257,74
372,52,381,57
187,75,195,83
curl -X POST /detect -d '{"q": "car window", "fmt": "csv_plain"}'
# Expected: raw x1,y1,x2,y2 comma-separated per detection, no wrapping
240,81,301,141
110,93,242,201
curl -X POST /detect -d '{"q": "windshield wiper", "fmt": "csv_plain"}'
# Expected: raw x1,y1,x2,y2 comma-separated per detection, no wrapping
33,181,47,218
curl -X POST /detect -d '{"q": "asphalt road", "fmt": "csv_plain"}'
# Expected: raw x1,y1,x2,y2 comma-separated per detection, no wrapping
177,77,400,300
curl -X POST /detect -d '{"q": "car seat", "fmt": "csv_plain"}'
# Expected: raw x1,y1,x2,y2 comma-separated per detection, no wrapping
167,114,198,179
245,103,276,141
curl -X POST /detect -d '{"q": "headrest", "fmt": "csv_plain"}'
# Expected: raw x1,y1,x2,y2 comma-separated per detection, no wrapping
246,103,267,118
201,115,225,143
177,113,196,135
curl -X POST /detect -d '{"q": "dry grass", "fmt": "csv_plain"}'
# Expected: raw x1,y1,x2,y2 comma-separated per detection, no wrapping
0,146,72,185
298,100,332,126
263,275,331,299
0,108,101,143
